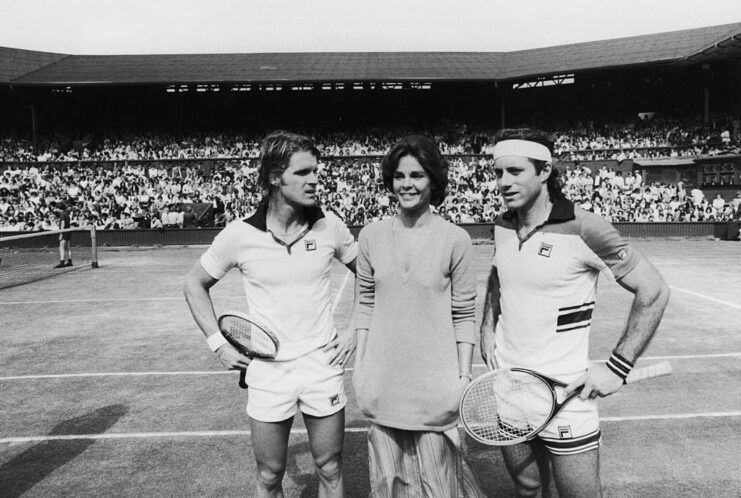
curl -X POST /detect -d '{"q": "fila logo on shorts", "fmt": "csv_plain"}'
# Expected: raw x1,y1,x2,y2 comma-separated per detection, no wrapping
329,394,340,406
558,426,573,439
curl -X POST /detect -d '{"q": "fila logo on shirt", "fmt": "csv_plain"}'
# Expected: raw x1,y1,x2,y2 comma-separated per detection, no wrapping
538,242,553,258
305,239,316,251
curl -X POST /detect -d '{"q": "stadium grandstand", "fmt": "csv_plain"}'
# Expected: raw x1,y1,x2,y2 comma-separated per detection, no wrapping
1,22,740,242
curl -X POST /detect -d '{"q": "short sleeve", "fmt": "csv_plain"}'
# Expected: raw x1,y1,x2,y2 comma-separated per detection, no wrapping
199,222,240,280
330,213,358,264
580,212,642,280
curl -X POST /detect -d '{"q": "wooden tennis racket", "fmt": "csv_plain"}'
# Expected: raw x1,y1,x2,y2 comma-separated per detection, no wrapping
459,361,673,446
217,311,280,389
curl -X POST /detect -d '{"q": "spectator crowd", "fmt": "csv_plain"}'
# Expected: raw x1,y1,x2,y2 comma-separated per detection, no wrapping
1,153,740,233
1,119,740,232
1,116,739,163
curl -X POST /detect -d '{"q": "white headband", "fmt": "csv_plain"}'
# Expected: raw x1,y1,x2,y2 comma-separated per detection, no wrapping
491,139,552,163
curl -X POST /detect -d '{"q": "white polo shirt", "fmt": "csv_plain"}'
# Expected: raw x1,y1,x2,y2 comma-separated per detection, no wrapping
201,204,357,360
492,199,642,377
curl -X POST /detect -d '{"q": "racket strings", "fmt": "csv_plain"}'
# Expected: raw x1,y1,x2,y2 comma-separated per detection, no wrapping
462,372,553,443
249,328,279,355
221,316,278,357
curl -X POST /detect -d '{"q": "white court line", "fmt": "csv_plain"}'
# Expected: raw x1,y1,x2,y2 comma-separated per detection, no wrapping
0,271,358,383
1,352,739,382
3,412,741,444
332,269,352,312
2,283,737,310
600,411,741,422
0,272,352,307
0,371,231,381
669,285,741,311
0,297,208,305
631,353,741,361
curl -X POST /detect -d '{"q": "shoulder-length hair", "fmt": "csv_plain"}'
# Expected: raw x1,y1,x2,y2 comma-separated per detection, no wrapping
381,135,448,207
257,130,320,194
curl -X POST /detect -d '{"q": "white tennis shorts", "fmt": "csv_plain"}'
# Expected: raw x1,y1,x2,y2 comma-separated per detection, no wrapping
244,346,346,422
537,396,601,455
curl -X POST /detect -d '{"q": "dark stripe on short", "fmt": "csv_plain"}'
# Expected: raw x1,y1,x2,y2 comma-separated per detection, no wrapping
541,429,602,455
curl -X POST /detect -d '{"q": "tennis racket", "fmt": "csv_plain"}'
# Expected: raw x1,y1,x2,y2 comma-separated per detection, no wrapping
217,311,280,389
460,360,673,446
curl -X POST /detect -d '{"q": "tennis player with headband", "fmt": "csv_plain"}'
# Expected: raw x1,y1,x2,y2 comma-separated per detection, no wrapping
479,128,670,497
184,130,357,497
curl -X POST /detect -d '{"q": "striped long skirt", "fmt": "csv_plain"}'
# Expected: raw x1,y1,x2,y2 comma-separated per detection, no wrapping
367,423,486,498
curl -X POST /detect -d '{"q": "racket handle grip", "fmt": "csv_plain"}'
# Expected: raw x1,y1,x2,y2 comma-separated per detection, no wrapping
238,369,248,389
626,360,673,383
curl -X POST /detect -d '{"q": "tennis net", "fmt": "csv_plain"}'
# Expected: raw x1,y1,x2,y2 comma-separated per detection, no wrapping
0,227,99,290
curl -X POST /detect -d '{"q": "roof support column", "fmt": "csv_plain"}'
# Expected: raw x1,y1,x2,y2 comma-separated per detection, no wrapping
702,63,711,124
495,81,507,128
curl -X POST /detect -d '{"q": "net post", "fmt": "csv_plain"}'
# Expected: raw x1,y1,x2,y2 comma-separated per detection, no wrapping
90,226,99,269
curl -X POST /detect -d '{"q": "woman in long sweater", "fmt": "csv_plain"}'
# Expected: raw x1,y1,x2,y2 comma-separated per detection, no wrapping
353,135,485,497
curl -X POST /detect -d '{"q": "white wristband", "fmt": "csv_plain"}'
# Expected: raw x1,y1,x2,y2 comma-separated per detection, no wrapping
206,332,228,352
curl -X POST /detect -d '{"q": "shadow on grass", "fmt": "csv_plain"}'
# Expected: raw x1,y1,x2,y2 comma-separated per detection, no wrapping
0,404,129,498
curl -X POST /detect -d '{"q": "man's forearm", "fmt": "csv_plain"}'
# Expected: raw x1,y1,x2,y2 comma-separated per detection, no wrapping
613,283,670,362
480,267,501,338
479,267,501,370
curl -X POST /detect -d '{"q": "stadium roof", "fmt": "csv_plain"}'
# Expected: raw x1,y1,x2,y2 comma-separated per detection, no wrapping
2,22,740,86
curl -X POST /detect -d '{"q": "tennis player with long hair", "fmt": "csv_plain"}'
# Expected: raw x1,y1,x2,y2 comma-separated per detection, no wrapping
353,135,485,497
480,128,670,497
184,131,357,498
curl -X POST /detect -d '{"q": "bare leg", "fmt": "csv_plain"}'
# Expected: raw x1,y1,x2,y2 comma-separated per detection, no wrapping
500,441,552,498
304,410,345,498
251,416,293,498
60,239,71,264
550,449,602,498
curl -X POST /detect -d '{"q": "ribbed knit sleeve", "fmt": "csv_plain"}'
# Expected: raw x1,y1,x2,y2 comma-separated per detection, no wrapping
355,226,375,330
450,229,476,344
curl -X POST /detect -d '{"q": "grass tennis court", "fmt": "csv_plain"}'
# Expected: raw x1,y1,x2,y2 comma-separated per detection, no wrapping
1,239,740,497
